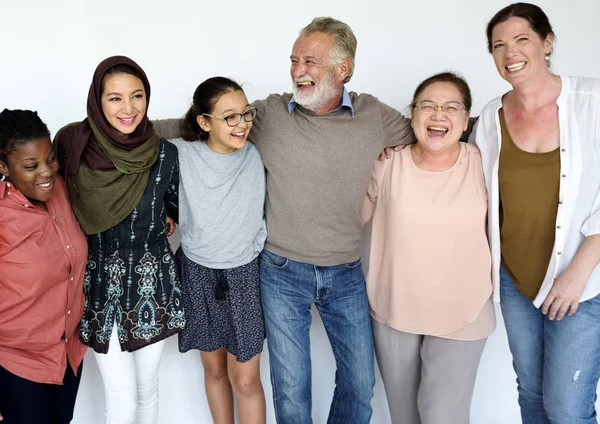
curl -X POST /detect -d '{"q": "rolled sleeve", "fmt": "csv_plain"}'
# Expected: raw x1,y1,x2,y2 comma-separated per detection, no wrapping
582,190,600,237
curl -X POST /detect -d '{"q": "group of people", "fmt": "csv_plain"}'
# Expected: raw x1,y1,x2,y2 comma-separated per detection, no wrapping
0,2,599,424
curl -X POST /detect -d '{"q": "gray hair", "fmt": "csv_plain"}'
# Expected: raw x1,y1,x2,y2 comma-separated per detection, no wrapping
299,17,357,84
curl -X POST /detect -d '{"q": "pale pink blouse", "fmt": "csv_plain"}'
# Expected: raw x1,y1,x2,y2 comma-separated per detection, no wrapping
362,143,495,341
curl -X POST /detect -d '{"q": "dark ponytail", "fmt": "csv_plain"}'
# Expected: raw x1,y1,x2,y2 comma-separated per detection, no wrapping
181,104,205,141
180,77,243,141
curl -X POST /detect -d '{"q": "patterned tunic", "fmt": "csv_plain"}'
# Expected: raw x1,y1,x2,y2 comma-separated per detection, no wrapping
80,140,185,353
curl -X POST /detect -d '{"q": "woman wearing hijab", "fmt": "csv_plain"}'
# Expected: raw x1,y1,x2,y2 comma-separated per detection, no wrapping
55,55,185,424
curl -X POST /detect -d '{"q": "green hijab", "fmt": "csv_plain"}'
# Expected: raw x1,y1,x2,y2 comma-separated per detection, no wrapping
55,56,159,235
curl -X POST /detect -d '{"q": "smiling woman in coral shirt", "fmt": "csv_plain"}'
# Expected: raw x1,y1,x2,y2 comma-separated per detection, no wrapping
0,109,88,424
363,72,495,424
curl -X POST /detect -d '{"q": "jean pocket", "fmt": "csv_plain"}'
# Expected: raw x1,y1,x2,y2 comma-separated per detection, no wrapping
259,250,289,269
344,257,362,269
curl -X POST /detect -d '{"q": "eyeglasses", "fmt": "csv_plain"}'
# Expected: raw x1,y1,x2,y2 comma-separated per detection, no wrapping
415,101,466,115
202,107,257,127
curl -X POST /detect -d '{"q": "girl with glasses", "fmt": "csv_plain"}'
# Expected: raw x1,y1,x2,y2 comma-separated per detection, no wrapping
170,76,267,424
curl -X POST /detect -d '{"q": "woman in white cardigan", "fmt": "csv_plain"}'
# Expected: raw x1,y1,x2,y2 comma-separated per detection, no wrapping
470,3,600,424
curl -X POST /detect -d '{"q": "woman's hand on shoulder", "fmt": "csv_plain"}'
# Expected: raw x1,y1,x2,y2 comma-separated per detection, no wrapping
164,216,176,238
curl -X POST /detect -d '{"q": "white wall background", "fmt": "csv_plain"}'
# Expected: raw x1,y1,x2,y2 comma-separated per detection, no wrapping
2,1,600,423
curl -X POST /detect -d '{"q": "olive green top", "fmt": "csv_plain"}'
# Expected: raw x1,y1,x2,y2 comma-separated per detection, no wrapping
498,109,560,300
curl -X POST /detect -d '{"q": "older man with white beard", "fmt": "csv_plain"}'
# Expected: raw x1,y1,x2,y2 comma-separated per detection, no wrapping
249,18,414,423
154,17,415,424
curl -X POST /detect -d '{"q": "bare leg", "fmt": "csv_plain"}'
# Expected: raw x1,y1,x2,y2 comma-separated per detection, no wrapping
201,349,234,424
228,353,266,424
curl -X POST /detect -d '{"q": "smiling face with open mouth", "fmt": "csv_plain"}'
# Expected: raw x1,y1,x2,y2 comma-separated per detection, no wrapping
491,17,554,86
198,89,253,155
0,137,59,210
290,32,345,114
411,81,469,155
100,72,147,136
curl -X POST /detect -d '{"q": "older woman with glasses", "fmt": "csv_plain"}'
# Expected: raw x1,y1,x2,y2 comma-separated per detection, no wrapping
362,72,495,424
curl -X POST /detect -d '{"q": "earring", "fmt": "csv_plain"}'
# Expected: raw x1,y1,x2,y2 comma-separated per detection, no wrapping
0,174,5,182
545,55,550,61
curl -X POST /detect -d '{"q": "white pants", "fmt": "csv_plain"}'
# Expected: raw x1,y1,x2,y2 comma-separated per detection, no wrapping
94,325,166,424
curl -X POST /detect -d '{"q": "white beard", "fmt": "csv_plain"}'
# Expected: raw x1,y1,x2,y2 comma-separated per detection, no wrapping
292,69,339,112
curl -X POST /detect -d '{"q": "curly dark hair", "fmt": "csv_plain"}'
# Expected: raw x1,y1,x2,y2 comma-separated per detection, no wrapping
0,108,50,164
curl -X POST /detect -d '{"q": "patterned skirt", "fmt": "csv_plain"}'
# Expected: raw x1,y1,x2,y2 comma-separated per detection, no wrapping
176,248,265,362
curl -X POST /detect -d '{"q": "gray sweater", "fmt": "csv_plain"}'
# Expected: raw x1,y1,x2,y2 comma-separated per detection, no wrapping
249,92,414,265
169,139,266,269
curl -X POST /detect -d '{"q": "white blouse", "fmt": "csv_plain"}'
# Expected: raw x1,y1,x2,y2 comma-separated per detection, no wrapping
470,75,600,308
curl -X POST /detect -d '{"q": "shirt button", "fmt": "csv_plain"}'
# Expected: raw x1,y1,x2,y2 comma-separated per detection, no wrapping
64,338,68,343
70,276,74,281
557,225,561,229
66,245,71,249
24,204,29,207
6,183,10,187
559,201,563,205
561,148,566,152
67,310,71,315
7,191,11,195
557,251,562,255
562,174,566,178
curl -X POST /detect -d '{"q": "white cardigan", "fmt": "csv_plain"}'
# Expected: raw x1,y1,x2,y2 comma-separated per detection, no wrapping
470,75,600,307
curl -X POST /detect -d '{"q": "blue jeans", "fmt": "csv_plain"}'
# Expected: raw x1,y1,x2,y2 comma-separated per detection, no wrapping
500,266,600,424
260,250,375,424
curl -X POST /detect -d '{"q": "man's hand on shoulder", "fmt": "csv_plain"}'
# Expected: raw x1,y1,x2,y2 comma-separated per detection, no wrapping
378,144,405,161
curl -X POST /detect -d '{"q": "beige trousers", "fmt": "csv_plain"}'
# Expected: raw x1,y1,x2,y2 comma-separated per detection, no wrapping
372,318,487,424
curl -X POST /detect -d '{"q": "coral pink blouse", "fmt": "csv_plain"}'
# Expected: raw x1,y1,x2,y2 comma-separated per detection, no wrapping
363,143,495,340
